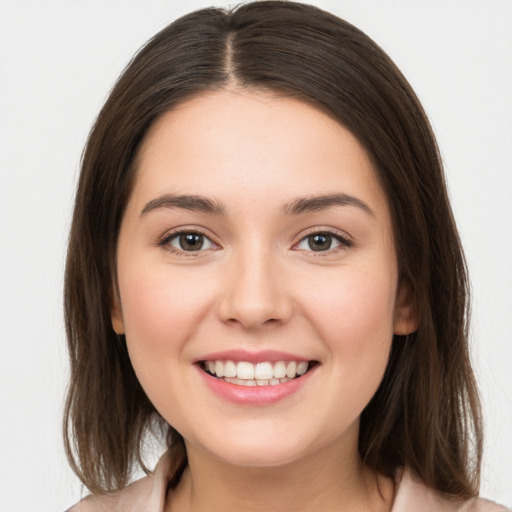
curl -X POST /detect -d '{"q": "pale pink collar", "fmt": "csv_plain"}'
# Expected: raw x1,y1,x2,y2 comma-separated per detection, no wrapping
69,452,508,512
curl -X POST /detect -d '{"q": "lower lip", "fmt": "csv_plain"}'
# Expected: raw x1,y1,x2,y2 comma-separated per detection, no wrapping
196,365,317,405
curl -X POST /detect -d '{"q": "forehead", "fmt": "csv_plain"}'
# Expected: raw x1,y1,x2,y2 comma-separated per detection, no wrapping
130,88,389,217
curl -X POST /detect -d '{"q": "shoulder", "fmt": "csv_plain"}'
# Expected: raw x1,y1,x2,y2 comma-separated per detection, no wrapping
66,452,171,512
393,468,510,512
466,499,511,512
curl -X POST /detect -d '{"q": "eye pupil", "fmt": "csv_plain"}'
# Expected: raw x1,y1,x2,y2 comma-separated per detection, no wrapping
308,233,332,251
179,233,203,251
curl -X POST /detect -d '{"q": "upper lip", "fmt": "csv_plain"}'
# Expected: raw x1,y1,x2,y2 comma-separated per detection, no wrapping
194,349,313,364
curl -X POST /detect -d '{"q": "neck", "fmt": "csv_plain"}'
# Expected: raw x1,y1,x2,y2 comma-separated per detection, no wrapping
166,433,394,512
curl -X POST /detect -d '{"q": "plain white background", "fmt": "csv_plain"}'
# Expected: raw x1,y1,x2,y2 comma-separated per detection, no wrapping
0,1,510,510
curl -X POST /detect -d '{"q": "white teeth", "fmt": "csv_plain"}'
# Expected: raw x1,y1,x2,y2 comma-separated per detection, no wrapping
224,360,237,378
297,361,308,375
273,361,287,379
225,378,256,386
215,360,224,377
254,362,274,380
237,361,255,379
205,359,311,383
286,361,297,379
224,376,292,386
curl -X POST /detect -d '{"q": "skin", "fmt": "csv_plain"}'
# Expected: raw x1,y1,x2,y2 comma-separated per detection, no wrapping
112,88,417,511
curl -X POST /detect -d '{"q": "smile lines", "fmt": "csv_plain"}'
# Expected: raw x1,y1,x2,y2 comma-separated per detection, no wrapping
202,360,311,386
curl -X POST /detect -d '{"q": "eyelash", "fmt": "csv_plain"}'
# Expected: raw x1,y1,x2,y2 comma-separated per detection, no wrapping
158,228,353,257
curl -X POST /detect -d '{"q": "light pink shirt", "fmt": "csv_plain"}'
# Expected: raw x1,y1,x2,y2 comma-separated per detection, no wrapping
68,452,509,512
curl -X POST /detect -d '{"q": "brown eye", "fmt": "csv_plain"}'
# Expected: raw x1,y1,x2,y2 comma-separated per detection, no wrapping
167,231,214,252
296,231,351,253
307,233,333,251
180,233,203,251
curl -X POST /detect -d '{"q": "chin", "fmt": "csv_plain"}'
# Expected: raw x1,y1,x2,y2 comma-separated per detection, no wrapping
211,443,307,468
185,424,332,469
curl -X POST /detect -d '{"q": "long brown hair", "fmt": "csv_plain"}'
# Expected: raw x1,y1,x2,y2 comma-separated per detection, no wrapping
64,0,482,498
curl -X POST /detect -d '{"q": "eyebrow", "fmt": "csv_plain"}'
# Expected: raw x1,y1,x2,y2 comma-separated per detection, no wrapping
140,192,374,218
282,193,375,217
140,194,226,217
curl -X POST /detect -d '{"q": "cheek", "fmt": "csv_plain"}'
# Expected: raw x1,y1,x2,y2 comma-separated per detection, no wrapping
305,268,397,426
117,266,214,364
307,264,395,328
117,266,219,424
301,264,397,374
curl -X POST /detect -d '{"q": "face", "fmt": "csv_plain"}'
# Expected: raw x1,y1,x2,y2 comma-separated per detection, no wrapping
112,89,416,468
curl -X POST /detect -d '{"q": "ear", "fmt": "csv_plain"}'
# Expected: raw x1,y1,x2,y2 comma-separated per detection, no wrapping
393,280,419,335
111,285,125,335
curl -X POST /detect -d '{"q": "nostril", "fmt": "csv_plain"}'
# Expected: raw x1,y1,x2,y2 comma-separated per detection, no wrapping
260,318,283,326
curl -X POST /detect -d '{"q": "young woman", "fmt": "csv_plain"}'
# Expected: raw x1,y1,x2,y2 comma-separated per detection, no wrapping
64,2,508,510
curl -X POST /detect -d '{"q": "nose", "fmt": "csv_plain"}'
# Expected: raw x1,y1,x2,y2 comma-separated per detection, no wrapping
217,247,293,330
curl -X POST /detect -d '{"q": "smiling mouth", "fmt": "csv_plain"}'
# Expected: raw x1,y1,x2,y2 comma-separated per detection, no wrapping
200,360,318,387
